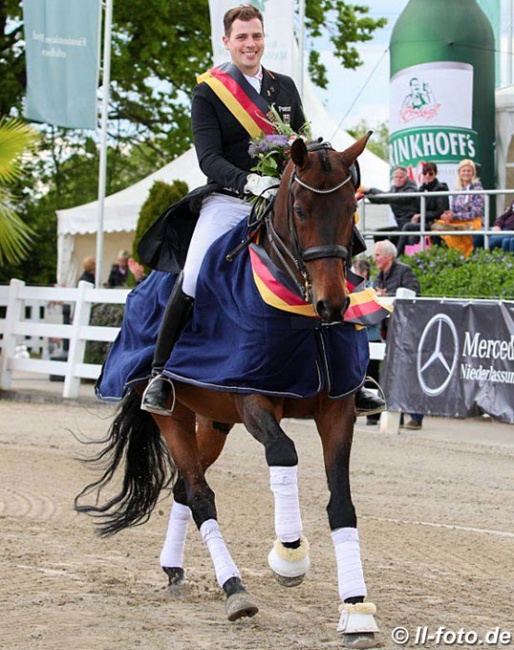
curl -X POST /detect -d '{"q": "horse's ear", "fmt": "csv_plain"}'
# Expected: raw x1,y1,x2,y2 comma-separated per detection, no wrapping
340,130,373,167
290,138,308,168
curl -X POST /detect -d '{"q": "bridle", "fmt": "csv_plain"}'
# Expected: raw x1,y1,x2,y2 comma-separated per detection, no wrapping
265,147,356,300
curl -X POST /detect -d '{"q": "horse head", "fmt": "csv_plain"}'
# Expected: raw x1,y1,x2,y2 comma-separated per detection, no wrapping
269,132,372,323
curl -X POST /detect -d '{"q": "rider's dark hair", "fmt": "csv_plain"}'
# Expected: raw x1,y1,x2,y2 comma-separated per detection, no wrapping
223,5,264,36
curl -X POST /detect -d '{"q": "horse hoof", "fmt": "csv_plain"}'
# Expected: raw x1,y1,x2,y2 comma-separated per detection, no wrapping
225,591,259,621
341,632,377,649
337,602,379,648
268,536,310,587
271,570,305,587
163,566,185,588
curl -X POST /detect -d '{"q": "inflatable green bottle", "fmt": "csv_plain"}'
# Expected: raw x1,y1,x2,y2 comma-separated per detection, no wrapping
389,0,495,190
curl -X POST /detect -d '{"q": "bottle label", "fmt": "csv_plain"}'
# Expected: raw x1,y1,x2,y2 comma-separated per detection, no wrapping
389,62,478,187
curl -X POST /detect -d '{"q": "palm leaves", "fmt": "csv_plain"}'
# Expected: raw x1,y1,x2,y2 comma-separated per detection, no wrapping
0,117,39,265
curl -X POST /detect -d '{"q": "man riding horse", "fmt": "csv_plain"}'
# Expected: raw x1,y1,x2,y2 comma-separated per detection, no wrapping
86,133,382,646
85,7,385,646
138,4,385,418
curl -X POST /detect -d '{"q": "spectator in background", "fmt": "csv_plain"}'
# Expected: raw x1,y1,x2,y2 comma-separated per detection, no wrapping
373,240,423,430
373,240,421,300
128,258,147,284
361,166,419,246
78,257,96,284
433,159,484,257
445,159,484,221
107,249,130,287
352,258,385,425
474,199,514,253
396,162,449,256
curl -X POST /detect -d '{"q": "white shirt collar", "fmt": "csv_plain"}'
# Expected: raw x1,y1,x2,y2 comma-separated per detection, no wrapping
243,66,263,93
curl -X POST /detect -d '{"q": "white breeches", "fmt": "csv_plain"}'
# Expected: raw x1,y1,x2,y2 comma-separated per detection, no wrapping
182,193,251,297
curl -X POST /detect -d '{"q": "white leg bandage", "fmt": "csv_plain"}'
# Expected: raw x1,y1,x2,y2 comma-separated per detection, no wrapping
332,527,367,601
200,519,241,588
159,502,191,568
269,465,302,543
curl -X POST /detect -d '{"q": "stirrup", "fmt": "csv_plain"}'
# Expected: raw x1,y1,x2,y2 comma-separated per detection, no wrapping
356,377,386,417
364,375,385,397
141,374,176,416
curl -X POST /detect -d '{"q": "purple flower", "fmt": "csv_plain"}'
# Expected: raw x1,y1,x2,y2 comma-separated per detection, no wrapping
265,134,289,145
248,134,290,157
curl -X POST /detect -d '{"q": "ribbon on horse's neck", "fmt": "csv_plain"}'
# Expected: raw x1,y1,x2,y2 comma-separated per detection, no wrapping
265,155,353,300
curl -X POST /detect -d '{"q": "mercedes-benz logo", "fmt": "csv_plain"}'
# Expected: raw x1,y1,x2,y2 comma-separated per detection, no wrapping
417,314,459,396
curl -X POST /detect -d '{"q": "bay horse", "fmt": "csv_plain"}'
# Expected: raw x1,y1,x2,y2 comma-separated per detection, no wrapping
75,134,380,649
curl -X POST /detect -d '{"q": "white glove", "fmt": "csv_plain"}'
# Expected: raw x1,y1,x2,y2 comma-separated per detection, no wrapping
244,173,279,199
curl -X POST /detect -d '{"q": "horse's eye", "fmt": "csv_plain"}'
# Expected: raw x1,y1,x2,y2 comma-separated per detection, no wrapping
294,206,306,220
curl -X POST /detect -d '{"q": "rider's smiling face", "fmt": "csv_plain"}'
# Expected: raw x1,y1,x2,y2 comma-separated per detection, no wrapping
223,18,265,77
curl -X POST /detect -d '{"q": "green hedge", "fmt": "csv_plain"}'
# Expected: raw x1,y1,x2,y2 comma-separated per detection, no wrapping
133,179,189,265
84,302,125,368
400,246,514,300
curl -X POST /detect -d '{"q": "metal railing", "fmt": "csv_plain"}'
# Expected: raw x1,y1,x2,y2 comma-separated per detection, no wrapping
359,187,514,252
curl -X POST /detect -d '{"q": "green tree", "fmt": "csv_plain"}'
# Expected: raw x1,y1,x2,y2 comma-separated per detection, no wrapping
347,119,389,161
305,1,387,88
134,179,189,261
133,179,189,278
0,190,57,285
0,1,387,283
1,1,388,187
0,139,164,285
1,1,387,163
0,1,24,116
0,116,38,265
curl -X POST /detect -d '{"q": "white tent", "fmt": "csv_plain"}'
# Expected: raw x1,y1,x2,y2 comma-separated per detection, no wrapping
56,147,207,285
56,83,391,286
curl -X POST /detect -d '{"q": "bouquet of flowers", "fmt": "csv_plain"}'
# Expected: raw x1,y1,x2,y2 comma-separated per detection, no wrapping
248,133,294,178
248,105,311,180
246,106,311,216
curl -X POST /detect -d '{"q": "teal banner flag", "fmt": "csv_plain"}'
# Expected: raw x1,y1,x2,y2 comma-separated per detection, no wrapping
23,0,102,129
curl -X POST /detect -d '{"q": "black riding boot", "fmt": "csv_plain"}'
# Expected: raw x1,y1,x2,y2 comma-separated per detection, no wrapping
141,272,194,415
355,386,386,417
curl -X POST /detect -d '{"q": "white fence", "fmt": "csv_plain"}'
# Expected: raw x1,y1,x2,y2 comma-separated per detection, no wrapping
0,278,392,402
0,279,129,398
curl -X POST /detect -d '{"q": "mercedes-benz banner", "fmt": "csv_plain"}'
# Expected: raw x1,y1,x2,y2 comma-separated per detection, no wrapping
381,299,514,423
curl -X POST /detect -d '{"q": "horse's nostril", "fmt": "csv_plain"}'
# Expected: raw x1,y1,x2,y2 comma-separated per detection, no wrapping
316,300,346,323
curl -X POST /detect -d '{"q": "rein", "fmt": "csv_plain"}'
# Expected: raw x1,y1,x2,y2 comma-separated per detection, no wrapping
265,159,352,300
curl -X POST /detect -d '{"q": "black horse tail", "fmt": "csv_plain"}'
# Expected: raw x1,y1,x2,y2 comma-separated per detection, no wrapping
74,388,175,537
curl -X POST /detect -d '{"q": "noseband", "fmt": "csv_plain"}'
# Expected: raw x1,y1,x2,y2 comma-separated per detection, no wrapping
265,153,354,300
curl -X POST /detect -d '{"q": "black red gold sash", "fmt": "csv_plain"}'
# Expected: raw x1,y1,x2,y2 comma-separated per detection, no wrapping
197,63,276,138
249,244,392,326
